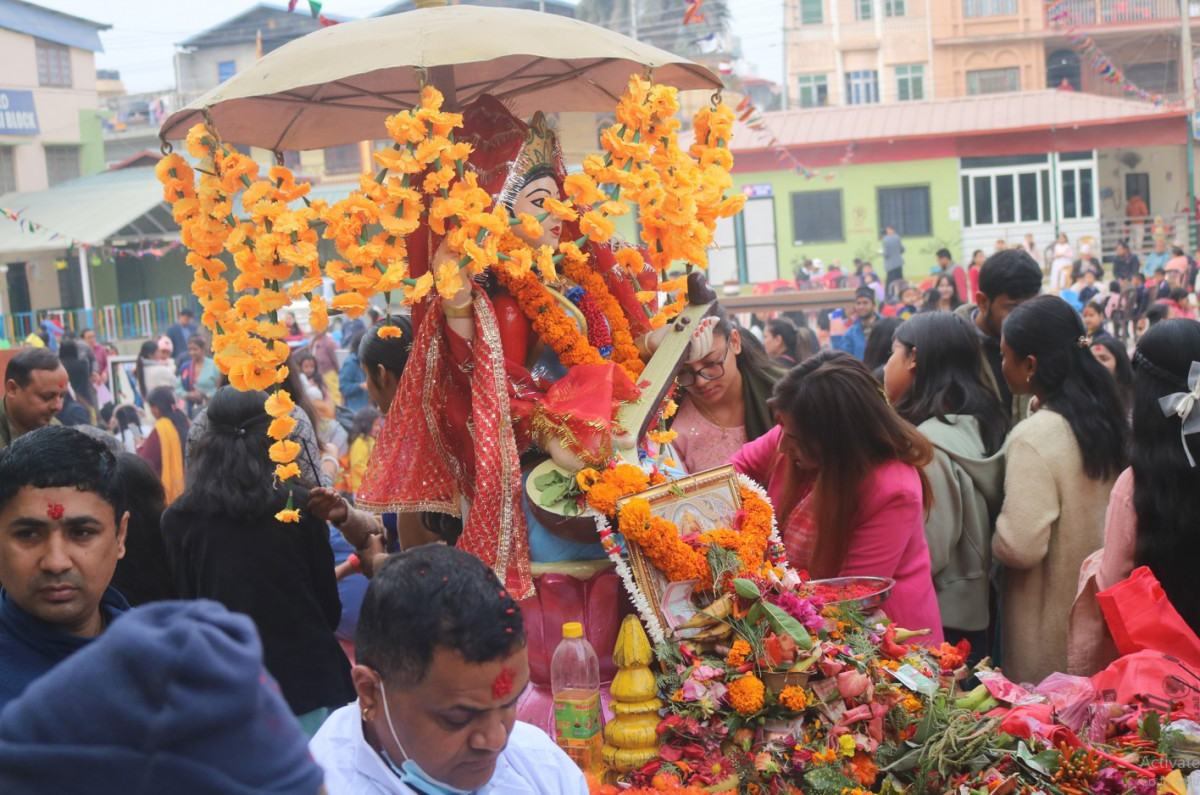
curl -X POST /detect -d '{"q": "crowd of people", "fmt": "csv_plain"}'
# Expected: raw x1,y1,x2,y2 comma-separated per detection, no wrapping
1,233,1199,791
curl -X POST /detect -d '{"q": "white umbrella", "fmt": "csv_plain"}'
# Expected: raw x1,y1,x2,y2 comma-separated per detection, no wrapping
159,5,721,152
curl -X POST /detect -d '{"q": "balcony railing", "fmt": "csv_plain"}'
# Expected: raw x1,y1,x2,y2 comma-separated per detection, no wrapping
1048,0,1182,25
0,295,200,345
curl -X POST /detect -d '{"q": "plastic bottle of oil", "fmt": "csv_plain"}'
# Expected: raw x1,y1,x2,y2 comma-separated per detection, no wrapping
551,621,604,777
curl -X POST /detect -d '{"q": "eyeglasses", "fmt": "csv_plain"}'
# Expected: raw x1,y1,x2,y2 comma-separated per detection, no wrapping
677,345,730,387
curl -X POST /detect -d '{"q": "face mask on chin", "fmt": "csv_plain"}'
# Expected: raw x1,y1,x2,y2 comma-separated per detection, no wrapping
376,676,483,795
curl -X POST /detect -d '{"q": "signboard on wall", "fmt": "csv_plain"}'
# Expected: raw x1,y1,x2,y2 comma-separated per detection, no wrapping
0,91,39,135
742,183,773,199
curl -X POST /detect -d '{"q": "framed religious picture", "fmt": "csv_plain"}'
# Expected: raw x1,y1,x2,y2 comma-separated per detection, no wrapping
617,465,743,636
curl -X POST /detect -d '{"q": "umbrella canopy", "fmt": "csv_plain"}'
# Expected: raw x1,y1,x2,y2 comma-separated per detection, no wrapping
160,5,721,152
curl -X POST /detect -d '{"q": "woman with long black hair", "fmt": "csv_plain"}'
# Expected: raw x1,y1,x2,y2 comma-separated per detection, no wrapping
162,386,354,735
884,312,1008,656
137,386,189,503
731,350,943,640
1070,320,1200,674
992,295,1127,683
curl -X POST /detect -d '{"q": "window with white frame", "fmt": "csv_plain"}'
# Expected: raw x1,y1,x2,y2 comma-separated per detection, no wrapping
798,75,829,108
854,0,873,20
845,71,879,105
962,0,1017,16
36,40,72,88
886,0,906,15
966,67,1020,95
44,145,80,186
957,154,1093,228
896,65,924,101
0,147,15,194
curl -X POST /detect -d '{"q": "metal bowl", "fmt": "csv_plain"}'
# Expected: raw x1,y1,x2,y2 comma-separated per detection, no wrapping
803,576,895,611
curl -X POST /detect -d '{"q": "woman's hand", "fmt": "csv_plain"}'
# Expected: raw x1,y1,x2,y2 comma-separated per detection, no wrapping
308,486,349,526
356,533,386,579
685,317,718,363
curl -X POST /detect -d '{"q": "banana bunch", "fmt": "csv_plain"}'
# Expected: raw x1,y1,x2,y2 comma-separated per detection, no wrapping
954,683,999,714
672,594,735,643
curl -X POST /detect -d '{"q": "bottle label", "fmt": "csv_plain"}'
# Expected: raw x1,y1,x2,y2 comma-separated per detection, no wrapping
553,692,601,741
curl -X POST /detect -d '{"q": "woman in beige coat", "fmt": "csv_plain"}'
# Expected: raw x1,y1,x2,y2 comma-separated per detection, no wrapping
992,296,1128,685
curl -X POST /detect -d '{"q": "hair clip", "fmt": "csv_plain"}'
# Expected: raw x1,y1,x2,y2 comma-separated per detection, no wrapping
1160,361,1200,467
1077,335,1093,348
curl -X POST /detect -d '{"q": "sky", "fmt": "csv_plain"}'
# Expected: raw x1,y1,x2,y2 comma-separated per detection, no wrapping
35,0,786,94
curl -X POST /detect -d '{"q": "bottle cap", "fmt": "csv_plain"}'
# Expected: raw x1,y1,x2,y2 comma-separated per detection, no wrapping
562,622,583,638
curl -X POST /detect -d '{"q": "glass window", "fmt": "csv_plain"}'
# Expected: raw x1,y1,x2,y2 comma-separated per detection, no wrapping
0,147,14,195
323,143,361,174
1018,172,1039,222
798,75,829,108
1080,168,1094,217
855,0,873,20
800,0,824,23
966,67,1020,95
36,40,72,88
973,175,993,225
217,60,237,83
846,70,879,105
962,0,1017,16
44,145,79,187
886,0,906,14
878,186,932,237
1062,169,1077,219
995,174,1015,224
896,65,924,101
791,190,844,244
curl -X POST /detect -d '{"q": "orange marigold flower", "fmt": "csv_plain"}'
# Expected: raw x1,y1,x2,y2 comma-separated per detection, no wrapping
516,213,544,241
726,639,751,667
265,390,296,418
541,196,578,223
779,685,808,712
646,428,677,445
377,325,404,340
268,415,297,440
275,509,301,523
275,463,301,481
579,211,615,243
435,261,463,300
584,482,622,516
563,173,606,206
308,295,329,333
331,292,369,318
575,468,602,492
727,674,765,715
402,272,434,306
229,361,279,392
269,439,301,464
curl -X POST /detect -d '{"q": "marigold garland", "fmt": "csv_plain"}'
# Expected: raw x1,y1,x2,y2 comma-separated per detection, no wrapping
727,673,765,715
616,486,773,589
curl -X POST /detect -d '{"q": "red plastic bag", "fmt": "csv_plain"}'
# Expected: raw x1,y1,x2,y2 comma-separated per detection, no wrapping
1096,566,1200,668
1090,650,1200,718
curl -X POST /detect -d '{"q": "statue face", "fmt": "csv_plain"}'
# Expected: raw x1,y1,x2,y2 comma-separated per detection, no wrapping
510,175,563,250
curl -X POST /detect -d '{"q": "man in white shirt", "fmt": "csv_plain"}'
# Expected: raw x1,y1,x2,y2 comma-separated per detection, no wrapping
310,545,588,795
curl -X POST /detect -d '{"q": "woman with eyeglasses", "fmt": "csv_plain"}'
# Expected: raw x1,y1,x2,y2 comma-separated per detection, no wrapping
670,307,785,474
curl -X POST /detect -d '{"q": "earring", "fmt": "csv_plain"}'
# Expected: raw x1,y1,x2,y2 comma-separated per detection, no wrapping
362,709,372,722
1026,375,1031,384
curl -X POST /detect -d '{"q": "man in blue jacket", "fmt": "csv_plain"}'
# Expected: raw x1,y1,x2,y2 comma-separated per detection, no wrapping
832,286,882,361
0,426,129,709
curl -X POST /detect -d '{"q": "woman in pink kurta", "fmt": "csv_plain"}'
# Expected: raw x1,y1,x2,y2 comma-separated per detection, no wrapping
730,351,944,642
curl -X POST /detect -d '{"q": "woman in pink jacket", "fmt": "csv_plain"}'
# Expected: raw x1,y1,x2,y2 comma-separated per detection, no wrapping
730,350,944,642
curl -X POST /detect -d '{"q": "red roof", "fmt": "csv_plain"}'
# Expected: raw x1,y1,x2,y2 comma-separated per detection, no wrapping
729,89,1185,152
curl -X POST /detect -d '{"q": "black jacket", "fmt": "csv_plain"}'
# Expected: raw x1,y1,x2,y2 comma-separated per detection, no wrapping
161,502,354,715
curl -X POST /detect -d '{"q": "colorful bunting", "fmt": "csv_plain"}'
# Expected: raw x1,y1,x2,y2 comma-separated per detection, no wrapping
1044,0,1184,109
733,96,856,182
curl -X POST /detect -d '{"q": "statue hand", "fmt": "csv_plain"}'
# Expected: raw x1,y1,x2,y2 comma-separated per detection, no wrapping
547,436,588,473
685,317,718,363
434,239,474,311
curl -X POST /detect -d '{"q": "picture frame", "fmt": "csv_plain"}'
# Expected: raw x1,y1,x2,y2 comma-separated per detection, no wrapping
618,465,743,636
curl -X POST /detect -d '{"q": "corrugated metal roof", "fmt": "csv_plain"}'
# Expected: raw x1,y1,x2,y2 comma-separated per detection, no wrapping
0,0,108,52
0,168,176,254
177,3,334,49
730,90,1184,151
